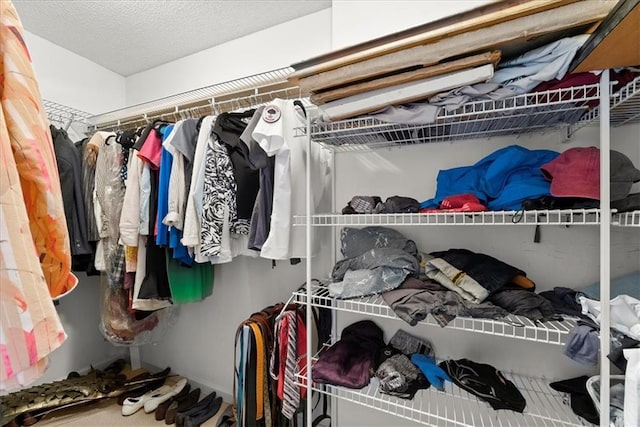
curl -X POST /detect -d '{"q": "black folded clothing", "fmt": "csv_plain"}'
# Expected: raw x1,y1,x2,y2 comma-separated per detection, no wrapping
342,196,383,214
549,376,599,424
341,195,420,214
375,196,421,214
430,249,525,296
439,359,526,412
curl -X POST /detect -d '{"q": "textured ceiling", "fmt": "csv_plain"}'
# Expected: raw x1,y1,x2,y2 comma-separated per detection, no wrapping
12,0,331,76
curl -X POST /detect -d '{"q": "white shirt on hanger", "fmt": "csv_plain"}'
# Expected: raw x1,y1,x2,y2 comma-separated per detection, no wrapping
252,99,292,260
253,99,330,260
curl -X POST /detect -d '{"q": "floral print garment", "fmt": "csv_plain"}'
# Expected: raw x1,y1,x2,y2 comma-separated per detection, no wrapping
1,0,67,390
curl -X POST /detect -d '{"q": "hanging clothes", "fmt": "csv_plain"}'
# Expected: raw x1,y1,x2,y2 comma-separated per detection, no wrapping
0,2,77,299
76,138,98,240
241,106,276,252
50,125,92,260
93,132,125,287
137,124,173,303
1,0,67,390
200,131,237,259
182,115,215,254
213,112,259,235
252,99,331,260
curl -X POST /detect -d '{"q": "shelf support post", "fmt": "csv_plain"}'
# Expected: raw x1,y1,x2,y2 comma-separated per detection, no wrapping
305,113,313,427
599,68,611,427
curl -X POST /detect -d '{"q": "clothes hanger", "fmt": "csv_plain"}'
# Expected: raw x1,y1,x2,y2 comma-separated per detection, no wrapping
275,293,298,323
63,114,75,131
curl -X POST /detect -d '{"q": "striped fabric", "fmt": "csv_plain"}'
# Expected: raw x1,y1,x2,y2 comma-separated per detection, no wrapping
1,0,67,390
280,311,300,419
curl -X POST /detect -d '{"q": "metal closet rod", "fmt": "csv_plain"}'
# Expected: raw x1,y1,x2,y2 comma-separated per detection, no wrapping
92,84,305,132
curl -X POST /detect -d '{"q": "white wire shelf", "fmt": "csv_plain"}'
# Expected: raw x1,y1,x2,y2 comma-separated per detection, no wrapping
613,210,640,227
298,346,588,427
43,99,93,125
569,76,640,135
293,282,577,346
294,209,601,227
297,84,600,150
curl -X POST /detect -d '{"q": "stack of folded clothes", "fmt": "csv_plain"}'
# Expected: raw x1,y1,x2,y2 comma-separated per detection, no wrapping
382,248,560,326
330,227,420,299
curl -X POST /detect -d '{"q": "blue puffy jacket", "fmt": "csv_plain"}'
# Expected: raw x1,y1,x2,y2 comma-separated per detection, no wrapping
421,145,559,211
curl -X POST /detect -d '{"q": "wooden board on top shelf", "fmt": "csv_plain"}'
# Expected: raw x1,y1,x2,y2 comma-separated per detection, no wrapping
310,51,501,105
294,1,614,94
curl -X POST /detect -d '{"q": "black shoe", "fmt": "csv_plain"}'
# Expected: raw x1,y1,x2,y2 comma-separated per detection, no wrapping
184,396,223,427
165,388,201,425
215,405,234,427
155,383,191,420
175,391,216,427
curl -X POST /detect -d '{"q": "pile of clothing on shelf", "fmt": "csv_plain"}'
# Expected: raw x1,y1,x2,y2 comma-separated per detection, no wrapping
341,145,640,215
305,19,640,128
550,366,637,427
329,226,562,326
312,320,527,412
324,225,639,425
552,271,640,370
421,145,640,213
368,53,639,128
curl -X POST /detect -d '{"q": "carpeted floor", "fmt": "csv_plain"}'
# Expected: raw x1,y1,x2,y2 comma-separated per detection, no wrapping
35,397,231,426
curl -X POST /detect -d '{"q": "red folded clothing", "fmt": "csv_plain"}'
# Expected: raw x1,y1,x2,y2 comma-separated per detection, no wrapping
420,194,487,213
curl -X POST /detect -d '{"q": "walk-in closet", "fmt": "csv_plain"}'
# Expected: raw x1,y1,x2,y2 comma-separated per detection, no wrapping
1,1,639,427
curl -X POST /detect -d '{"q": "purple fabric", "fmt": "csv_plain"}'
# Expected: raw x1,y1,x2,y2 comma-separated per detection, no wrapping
312,320,385,389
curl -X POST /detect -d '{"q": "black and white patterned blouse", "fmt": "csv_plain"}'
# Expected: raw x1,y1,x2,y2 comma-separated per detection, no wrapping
199,136,237,257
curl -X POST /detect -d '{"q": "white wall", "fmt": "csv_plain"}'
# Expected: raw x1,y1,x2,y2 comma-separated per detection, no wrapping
125,9,332,106
23,30,126,114
331,0,491,50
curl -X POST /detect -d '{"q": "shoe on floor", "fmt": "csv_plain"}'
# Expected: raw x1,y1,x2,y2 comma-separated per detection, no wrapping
155,383,191,420
165,388,201,425
216,405,234,427
122,376,185,416
184,396,223,427
175,391,217,427
144,377,188,413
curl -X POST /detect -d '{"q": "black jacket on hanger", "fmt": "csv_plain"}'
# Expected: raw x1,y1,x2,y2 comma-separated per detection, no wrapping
213,112,259,226
50,125,92,259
